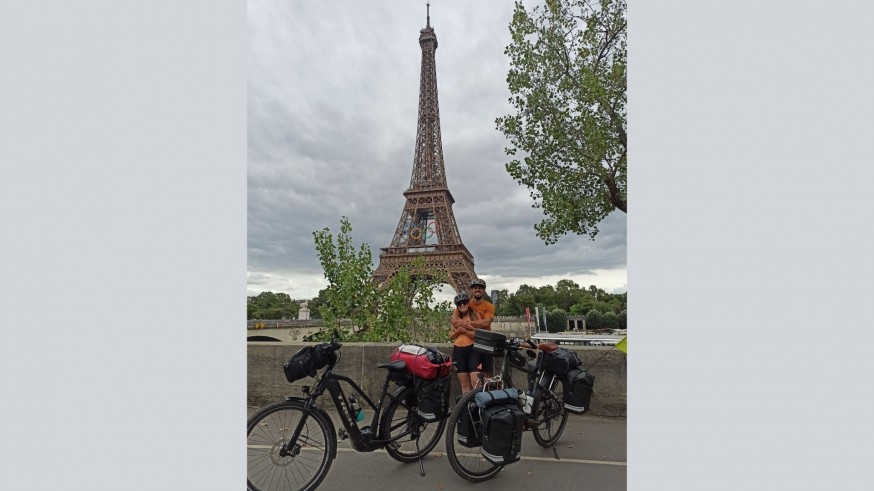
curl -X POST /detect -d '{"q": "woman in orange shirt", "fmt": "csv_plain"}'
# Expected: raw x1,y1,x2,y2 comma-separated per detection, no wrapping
449,292,483,394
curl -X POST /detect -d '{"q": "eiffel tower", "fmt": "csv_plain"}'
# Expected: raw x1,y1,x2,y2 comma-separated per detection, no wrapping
372,6,477,294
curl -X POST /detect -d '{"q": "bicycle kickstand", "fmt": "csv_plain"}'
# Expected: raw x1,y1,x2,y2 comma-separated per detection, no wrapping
416,439,426,477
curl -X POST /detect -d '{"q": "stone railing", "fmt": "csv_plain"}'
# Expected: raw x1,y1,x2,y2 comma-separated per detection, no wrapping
248,342,626,418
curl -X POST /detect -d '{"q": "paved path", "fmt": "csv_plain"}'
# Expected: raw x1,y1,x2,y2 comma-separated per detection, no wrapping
248,407,626,490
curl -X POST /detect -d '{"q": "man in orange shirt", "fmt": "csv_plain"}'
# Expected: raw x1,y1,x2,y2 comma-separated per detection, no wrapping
467,278,495,375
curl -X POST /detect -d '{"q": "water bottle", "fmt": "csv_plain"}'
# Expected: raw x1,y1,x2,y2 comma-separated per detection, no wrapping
349,395,365,422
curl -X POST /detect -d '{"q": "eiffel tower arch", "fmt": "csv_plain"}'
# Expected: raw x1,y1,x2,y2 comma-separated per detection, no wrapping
372,8,477,295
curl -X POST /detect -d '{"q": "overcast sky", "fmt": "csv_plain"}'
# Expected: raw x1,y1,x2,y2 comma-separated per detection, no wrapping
247,0,627,303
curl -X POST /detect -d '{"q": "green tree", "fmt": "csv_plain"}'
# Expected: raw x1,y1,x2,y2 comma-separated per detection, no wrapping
586,309,604,329
545,308,568,333
247,291,300,320
493,288,512,316
312,216,377,331
309,217,449,343
602,311,619,329
497,0,627,244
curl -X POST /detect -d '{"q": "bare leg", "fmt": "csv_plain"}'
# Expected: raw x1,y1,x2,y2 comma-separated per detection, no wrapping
468,372,481,390
457,372,472,394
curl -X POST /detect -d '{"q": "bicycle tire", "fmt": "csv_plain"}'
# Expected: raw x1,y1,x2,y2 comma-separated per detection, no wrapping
380,386,447,463
247,400,335,491
531,377,569,447
444,389,503,483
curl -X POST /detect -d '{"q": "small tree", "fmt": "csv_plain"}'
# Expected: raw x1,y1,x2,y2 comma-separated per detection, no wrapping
545,308,568,333
312,216,377,332
309,217,450,343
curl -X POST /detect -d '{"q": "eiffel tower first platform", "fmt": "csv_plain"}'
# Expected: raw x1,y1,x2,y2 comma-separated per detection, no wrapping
372,8,477,294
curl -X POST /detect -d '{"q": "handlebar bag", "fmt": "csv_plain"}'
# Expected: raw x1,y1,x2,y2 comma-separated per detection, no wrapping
541,347,582,375
390,343,452,379
473,329,507,357
283,344,335,383
480,402,526,465
562,368,595,414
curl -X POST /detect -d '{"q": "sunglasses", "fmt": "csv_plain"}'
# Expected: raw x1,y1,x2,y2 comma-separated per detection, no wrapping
455,300,469,306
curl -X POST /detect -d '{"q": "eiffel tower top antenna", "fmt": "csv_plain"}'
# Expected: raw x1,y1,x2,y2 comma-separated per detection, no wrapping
426,1,430,28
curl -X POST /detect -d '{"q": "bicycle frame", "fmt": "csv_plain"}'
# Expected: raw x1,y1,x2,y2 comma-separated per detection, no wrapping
481,345,562,424
280,366,419,455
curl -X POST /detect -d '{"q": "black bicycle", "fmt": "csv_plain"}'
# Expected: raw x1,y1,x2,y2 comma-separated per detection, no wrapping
247,332,448,491
444,335,570,483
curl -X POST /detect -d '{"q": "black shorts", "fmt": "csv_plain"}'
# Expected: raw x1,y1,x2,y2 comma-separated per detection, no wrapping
452,345,483,373
479,354,494,374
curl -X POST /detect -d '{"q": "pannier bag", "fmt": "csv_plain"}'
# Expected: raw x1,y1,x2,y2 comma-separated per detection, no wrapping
283,344,336,383
562,368,595,414
390,344,452,379
456,400,482,447
479,402,526,465
473,329,507,357
415,375,451,422
541,347,581,375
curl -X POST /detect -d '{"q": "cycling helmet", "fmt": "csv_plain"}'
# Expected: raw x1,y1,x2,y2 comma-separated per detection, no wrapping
454,292,470,306
470,278,486,289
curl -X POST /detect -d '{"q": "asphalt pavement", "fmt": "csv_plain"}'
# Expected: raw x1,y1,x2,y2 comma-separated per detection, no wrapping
248,407,626,491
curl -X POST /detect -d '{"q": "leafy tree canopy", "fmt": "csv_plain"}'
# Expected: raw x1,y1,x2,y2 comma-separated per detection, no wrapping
497,0,627,244
247,291,300,320
307,216,451,343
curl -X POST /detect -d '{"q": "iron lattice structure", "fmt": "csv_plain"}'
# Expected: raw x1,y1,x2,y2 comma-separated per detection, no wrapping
372,12,476,294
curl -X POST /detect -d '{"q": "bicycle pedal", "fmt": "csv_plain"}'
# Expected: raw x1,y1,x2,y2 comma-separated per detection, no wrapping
337,428,348,441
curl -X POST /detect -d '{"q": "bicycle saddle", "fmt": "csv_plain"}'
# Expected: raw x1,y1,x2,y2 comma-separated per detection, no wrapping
377,360,407,370
537,342,559,352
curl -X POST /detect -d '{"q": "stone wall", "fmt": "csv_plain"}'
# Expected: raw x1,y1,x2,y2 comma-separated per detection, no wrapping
248,342,626,418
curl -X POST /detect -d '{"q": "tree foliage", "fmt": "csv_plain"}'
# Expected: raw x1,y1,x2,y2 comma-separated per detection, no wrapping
247,291,300,320
308,217,451,343
496,280,626,330
545,308,568,333
497,0,627,244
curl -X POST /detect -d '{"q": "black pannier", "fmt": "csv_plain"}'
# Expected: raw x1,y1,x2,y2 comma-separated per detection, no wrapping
473,329,507,357
562,368,595,414
541,347,581,375
456,399,482,447
471,388,524,465
479,402,526,465
415,375,451,422
283,344,335,383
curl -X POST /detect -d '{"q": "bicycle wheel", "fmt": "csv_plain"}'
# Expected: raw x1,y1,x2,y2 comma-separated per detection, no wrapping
444,389,503,483
381,386,447,463
531,378,569,447
247,400,335,491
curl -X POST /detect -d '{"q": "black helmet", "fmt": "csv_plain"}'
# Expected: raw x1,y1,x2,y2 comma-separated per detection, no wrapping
470,278,486,289
454,292,470,306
